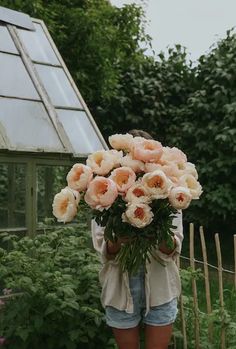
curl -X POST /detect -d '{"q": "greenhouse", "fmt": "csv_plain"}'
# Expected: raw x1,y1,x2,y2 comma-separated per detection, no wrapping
0,6,107,236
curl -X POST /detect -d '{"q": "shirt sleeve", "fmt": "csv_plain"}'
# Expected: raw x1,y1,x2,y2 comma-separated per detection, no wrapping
154,210,184,262
91,219,109,263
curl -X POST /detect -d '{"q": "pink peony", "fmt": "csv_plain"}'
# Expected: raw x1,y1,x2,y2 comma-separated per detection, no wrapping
178,162,199,179
66,163,93,192
125,182,151,204
122,202,153,228
132,139,163,163
160,146,187,165
84,176,118,210
178,174,202,199
109,166,136,193
145,162,181,184
169,186,192,209
86,150,122,176
144,163,161,173
108,133,134,152
52,187,80,223
142,170,172,199
107,149,123,167
120,154,145,173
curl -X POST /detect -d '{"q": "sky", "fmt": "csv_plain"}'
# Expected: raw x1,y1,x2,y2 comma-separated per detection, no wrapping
111,0,236,63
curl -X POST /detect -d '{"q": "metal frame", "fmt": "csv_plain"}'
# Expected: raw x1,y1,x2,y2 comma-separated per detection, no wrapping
1,20,108,155
36,19,108,152
8,25,74,154
0,153,78,236
0,6,35,31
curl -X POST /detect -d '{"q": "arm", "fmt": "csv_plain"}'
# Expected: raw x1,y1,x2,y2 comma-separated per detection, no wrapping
91,219,121,261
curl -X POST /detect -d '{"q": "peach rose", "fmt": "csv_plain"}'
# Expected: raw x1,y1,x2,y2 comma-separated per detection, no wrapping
66,163,93,192
120,154,145,173
132,139,163,163
142,170,172,199
169,186,192,209
125,182,151,204
52,187,80,223
109,166,136,193
86,150,122,176
160,146,187,165
109,133,134,152
178,174,202,199
84,176,118,210
122,203,153,228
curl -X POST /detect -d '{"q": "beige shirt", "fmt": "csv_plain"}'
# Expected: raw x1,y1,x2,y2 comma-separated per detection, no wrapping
92,211,183,315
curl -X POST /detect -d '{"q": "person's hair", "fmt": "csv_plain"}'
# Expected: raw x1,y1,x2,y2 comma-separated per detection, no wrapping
128,129,153,140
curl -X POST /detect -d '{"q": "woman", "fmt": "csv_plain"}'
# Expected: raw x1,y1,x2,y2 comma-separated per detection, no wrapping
92,130,183,349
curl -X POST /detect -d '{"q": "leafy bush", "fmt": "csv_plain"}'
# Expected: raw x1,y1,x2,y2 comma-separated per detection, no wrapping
0,226,115,349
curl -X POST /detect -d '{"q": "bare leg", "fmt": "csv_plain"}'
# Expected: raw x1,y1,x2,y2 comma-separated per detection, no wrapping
145,324,173,349
112,326,140,349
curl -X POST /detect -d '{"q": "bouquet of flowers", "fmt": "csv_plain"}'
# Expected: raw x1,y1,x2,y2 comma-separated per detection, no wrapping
52,133,202,274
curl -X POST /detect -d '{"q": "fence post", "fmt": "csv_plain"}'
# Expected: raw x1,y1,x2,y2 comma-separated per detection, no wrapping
176,256,188,349
199,226,213,342
189,223,200,349
215,233,226,349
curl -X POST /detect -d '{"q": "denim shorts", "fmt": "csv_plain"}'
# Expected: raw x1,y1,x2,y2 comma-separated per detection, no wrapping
105,266,178,329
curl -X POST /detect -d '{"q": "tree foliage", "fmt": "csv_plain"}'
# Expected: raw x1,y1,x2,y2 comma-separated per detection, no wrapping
171,31,236,233
1,0,236,233
96,38,236,234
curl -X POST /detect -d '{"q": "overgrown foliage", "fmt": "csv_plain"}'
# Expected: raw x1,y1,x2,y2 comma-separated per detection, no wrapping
0,227,115,349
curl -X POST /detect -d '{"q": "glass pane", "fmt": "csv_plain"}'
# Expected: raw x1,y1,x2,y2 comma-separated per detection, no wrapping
0,52,40,99
0,163,26,228
17,23,60,65
37,165,71,227
57,109,104,154
0,98,64,152
35,64,82,108
0,25,18,54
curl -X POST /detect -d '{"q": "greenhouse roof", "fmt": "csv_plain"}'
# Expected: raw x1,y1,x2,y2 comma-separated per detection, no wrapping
0,6,107,157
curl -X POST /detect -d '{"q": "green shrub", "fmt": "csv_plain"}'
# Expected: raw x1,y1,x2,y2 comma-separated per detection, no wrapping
174,267,236,349
0,226,115,349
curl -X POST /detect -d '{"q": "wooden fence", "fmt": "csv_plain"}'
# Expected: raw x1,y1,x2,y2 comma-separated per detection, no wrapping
175,224,236,349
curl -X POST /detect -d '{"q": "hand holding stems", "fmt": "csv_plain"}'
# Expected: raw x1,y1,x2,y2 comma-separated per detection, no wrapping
106,237,133,258
106,236,176,259
158,236,176,255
